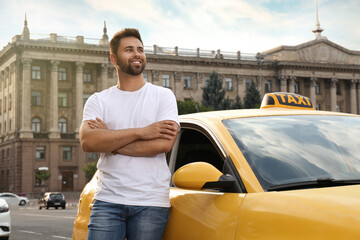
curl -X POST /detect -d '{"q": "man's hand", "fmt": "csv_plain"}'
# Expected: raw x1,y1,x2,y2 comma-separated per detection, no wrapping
140,120,177,140
88,117,108,130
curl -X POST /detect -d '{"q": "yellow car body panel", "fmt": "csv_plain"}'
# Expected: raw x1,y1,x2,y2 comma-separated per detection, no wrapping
163,189,245,240
73,173,96,240
73,93,360,239
237,185,360,240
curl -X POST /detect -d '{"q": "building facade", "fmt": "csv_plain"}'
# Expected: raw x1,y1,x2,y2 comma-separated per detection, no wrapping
1,18,360,195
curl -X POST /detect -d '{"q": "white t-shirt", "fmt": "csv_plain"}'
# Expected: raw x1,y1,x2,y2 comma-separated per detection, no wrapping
82,82,179,207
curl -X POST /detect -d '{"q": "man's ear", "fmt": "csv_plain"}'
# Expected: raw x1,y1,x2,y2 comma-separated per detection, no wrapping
110,54,117,66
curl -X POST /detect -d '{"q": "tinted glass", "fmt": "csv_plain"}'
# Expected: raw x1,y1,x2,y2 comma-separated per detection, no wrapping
223,115,360,191
50,194,63,199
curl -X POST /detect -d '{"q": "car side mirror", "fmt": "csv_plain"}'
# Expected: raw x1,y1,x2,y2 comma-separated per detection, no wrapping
172,162,236,191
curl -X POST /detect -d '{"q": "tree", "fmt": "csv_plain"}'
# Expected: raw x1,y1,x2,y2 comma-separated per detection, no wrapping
83,162,97,182
232,95,244,109
221,96,232,110
35,170,51,186
177,100,212,115
244,82,261,109
202,71,225,110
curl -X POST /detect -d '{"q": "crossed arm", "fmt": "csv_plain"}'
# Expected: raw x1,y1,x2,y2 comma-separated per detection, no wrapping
79,118,179,157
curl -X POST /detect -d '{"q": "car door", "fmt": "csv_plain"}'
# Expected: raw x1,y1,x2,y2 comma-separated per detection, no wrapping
163,125,246,240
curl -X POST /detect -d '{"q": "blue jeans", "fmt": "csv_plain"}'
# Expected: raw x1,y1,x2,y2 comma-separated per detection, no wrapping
87,200,170,240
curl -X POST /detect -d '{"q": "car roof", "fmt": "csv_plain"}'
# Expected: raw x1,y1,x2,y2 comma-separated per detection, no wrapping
0,192,16,196
179,108,357,124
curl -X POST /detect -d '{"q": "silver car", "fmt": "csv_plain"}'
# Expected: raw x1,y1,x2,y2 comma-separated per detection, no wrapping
0,193,29,206
0,199,10,240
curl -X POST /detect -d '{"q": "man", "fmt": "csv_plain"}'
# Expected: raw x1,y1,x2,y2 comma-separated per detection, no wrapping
80,28,179,240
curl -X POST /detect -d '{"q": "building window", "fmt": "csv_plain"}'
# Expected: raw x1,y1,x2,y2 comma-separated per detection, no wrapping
336,84,341,95
83,94,91,107
205,77,210,88
162,74,170,88
143,73,148,82
294,81,300,94
58,93,67,107
246,79,252,90
89,153,98,161
32,91,41,106
32,66,41,80
265,80,272,92
316,104,321,110
0,100,2,114
225,78,233,91
32,118,41,132
3,97,6,113
184,76,191,89
58,118,67,133
58,67,67,81
83,70,92,82
315,82,320,94
63,147,72,161
36,146,45,160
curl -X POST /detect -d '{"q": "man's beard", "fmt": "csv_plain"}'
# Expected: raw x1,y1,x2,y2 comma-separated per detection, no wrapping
116,57,146,76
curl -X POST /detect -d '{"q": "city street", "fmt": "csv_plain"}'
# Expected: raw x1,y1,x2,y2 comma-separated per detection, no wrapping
9,204,77,240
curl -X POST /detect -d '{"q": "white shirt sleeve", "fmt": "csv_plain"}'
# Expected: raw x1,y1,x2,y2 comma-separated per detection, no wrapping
82,93,103,122
156,88,180,127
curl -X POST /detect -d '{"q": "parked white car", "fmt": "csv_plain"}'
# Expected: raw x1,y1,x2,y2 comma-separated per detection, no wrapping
0,199,10,240
0,193,29,206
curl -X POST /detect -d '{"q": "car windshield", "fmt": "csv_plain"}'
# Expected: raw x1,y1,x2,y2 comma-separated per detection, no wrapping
50,194,63,199
223,115,360,191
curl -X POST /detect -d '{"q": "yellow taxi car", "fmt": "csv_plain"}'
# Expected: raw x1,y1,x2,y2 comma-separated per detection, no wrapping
73,93,360,240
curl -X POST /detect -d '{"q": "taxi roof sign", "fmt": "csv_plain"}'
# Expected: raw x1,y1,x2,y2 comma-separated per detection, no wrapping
260,92,314,110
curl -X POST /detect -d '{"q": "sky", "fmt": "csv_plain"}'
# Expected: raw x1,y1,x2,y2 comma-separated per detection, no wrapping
0,0,359,54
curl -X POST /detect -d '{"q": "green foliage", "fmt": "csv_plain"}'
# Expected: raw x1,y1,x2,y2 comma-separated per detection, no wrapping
35,170,51,186
221,96,232,110
177,100,212,115
244,82,261,109
83,161,97,181
35,170,51,181
232,95,244,109
202,71,226,110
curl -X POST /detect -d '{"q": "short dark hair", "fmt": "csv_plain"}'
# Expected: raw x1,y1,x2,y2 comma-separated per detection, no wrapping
109,28,143,55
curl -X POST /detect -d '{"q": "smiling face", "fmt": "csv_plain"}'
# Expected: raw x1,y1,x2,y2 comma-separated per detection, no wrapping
112,36,146,76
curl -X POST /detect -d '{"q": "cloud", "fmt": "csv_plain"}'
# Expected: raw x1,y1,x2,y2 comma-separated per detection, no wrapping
1,0,359,53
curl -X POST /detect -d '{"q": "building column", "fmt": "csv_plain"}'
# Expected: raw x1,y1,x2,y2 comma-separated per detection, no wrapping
101,63,108,90
289,76,296,93
357,81,360,114
0,71,4,135
350,79,357,114
19,58,33,138
75,62,84,139
310,77,317,108
280,76,287,92
330,78,338,112
49,60,60,138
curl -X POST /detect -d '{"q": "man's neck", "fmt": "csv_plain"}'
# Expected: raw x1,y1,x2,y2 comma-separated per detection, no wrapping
117,72,145,92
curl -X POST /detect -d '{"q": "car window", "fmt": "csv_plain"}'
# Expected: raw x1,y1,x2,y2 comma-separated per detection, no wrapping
50,193,63,199
223,115,360,191
1,194,14,198
173,129,224,172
